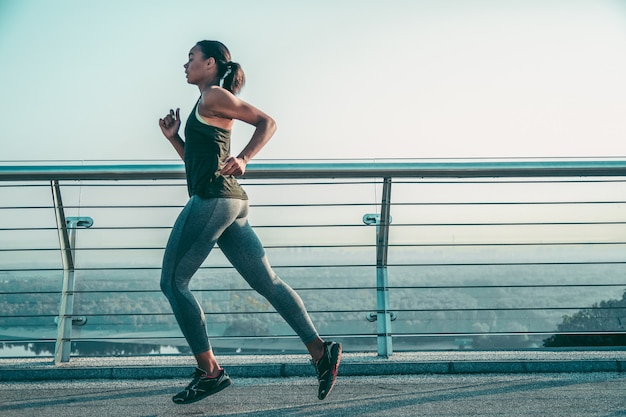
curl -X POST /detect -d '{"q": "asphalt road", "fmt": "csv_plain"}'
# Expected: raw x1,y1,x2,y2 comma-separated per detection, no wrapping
2,372,626,417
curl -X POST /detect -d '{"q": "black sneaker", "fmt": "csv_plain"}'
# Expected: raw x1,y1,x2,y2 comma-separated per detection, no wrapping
172,367,232,404
313,341,342,400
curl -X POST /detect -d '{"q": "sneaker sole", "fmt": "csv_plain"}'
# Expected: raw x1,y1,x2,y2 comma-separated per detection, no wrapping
173,378,232,405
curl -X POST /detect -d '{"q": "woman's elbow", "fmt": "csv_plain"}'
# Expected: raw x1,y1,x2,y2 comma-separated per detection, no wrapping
266,116,277,135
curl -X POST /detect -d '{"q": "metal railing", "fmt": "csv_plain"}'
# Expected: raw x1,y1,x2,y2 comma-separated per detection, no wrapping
2,158,626,362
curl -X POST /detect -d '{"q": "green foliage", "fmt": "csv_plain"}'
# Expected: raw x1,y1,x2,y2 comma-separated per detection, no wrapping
544,290,626,347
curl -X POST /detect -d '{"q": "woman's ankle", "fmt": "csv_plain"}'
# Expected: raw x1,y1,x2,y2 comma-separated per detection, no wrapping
195,350,221,377
306,338,325,361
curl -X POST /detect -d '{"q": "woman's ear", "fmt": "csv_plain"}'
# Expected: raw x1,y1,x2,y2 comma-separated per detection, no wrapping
206,56,216,68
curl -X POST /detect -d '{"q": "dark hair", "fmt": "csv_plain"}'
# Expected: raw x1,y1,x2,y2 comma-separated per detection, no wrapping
195,40,246,95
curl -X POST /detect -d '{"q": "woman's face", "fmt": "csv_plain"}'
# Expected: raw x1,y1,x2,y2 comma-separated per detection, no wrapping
184,45,211,85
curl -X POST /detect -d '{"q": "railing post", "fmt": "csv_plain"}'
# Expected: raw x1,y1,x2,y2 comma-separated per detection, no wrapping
364,177,394,357
51,180,92,364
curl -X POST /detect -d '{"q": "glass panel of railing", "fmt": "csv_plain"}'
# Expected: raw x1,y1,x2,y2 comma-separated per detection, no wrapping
0,176,382,357
387,178,626,350
0,182,64,357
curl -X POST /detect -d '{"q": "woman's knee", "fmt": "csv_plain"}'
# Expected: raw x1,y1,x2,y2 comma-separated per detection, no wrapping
249,273,287,299
160,275,172,297
160,272,180,299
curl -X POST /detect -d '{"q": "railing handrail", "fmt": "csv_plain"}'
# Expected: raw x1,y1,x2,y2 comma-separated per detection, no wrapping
3,158,626,181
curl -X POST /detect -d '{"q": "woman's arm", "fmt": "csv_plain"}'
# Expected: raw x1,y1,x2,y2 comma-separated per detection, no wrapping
159,108,185,160
200,88,277,176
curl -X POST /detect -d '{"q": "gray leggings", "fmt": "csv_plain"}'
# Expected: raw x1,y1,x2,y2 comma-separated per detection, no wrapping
160,196,319,354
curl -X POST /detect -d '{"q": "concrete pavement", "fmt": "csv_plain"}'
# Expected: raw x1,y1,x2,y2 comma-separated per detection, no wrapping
2,351,626,416
2,373,626,416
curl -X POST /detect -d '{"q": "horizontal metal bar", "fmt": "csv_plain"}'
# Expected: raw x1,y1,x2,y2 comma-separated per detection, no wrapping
6,220,626,231
2,282,623,297
7,239,626,250
388,283,626,289
4,305,620,319
3,159,626,181
3,200,626,211
401,303,626,310
54,334,375,341
7,332,626,342
0,264,372,272
3,261,625,273
392,331,626,337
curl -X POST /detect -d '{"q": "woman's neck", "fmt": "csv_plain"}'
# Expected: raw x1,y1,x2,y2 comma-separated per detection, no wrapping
197,79,220,92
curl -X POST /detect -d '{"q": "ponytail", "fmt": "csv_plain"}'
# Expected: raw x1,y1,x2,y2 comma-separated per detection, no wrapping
222,61,245,95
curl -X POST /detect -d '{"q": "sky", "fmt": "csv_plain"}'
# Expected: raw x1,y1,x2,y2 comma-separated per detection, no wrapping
1,0,626,162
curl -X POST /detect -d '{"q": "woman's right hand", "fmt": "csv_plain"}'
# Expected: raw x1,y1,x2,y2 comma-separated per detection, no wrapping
159,108,181,140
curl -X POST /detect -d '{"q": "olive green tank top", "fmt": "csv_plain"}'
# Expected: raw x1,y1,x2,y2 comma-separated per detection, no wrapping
183,101,248,199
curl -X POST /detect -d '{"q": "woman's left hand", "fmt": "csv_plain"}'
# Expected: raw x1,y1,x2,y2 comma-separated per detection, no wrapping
221,156,247,176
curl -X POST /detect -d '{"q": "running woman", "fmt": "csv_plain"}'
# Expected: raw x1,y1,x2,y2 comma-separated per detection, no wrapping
158,40,341,404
